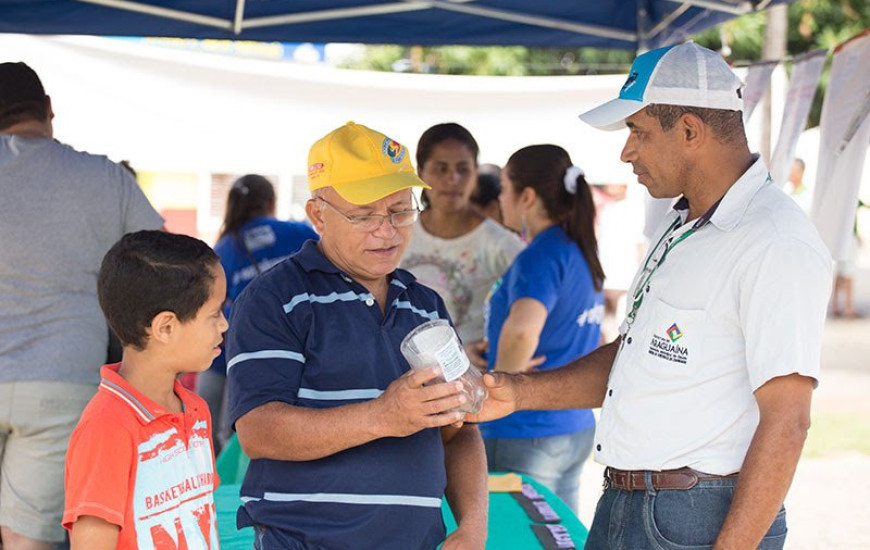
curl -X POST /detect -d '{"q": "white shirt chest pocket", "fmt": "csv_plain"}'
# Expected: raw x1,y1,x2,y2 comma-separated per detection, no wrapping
641,299,707,375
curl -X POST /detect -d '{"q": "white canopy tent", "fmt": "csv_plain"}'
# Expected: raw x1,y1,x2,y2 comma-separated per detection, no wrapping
1,32,802,239
1,34,641,178
5,31,868,279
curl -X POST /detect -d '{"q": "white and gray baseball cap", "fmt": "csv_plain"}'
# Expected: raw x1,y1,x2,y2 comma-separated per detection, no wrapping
579,41,745,131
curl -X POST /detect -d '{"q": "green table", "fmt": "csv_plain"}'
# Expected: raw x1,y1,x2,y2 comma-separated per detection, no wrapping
214,437,587,549
215,476,587,549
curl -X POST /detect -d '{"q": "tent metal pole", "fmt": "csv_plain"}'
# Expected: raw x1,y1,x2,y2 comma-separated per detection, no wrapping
245,3,426,29
662,0,750,16
647,2,692,41
74,0,231,30
425,1,636,42
247,0,635,43
233,0,246,34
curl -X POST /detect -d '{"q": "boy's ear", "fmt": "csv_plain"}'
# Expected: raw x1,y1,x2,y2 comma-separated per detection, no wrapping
149,311,179,344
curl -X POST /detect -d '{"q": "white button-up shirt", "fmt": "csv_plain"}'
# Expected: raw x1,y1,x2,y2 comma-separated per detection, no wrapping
595,157,832,475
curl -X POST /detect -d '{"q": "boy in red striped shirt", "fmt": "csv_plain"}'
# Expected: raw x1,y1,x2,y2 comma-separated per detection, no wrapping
63,231,228,550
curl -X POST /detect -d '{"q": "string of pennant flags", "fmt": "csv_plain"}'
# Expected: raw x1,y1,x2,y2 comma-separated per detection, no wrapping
736,27,870,262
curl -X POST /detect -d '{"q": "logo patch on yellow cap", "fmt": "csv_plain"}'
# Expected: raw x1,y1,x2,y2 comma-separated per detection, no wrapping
308,162,325,178
382,138,406,164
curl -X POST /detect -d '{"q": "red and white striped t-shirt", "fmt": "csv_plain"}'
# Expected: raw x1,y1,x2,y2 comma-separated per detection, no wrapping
63,363,220,549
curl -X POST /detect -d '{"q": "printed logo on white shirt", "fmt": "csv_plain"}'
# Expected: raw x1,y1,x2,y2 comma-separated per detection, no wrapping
648,322,689,364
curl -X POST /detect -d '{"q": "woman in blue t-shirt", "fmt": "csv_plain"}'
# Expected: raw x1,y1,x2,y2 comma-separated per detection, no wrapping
197,174,318,453
481,145,605,513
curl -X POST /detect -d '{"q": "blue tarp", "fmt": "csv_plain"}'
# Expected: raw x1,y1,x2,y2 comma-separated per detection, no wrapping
0,0,793,50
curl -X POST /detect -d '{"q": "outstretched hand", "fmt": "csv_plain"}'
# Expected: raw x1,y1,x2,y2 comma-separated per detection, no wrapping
373,367,466,438
463,372,520,424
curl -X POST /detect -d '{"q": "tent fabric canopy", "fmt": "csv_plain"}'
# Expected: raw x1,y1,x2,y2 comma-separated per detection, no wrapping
1,0,792,50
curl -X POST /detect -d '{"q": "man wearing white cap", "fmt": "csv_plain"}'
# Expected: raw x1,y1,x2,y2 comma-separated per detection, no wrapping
471,42,831,549
227,122,486,550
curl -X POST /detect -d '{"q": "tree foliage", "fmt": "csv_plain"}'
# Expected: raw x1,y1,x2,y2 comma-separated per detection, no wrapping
338,1,870,126
694,0,870,126
339,45,635,76
694,0,870,55
342,1,870,75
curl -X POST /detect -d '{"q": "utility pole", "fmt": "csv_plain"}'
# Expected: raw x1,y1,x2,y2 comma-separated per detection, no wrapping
761,4,788,163
410,46,424,73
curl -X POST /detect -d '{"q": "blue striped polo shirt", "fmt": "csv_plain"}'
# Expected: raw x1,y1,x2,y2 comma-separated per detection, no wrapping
226,240,451,550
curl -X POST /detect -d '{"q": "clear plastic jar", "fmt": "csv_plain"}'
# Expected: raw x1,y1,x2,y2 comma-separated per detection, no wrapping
400,319,486,415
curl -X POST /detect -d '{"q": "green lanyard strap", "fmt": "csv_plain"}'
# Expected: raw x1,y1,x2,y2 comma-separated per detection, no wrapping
624,195,724,331
626,221,696,327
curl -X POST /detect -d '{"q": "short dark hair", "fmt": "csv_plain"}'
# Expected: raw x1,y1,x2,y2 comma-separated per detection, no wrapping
0,62,48,130
645,104,746,146
471,172,501,208
98,231,220,350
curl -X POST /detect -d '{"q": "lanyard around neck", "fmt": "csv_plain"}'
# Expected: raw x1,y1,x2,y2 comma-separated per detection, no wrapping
616,169,770,347
623,200,719,332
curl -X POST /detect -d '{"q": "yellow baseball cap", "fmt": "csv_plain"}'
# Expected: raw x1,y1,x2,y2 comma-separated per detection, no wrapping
308,121,430,205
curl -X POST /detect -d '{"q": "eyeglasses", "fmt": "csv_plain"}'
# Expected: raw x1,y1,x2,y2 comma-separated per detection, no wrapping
316,196,420,232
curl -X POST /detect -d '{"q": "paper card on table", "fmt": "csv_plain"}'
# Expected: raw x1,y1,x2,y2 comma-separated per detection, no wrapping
487,473,523,492
521,482,544,500
510,492,562,524
531,524,577,550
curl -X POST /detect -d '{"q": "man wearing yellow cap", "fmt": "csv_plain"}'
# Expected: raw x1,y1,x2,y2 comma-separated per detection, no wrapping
225,122,487,550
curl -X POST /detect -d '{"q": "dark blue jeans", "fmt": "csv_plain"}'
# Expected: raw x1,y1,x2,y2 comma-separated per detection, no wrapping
585,472,787,550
